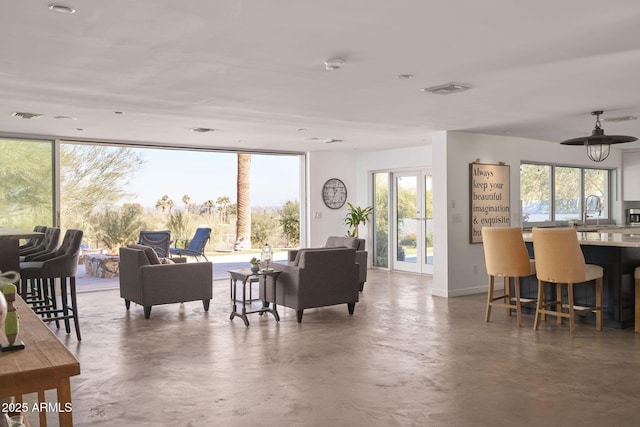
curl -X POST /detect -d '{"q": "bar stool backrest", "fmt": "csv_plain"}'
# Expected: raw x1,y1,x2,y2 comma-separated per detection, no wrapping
481,227,532,277
532,227,586,284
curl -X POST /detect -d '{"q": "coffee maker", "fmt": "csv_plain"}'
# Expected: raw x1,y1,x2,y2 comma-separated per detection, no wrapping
627,209,640,225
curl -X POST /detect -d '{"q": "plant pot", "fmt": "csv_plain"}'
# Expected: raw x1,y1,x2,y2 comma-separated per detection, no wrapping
250,265,259,273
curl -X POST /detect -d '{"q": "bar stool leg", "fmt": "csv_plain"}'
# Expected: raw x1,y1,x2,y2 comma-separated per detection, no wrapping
485,275,494,322
568,282,575,337
514,277,523,327
60,277,71,334
69,276,81,341
534,279,545,330
596,277,603,331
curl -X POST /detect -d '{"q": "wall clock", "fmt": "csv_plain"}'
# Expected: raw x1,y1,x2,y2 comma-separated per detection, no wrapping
322,178,347,209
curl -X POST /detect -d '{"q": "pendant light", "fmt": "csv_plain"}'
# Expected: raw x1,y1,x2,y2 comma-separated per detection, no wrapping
560,111,637,162
560,111,638,162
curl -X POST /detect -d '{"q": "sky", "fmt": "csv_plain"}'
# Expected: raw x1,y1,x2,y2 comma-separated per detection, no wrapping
120,147,301,209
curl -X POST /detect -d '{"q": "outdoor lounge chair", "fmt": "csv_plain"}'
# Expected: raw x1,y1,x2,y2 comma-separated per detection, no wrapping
169,227,211,261
138,229,171,258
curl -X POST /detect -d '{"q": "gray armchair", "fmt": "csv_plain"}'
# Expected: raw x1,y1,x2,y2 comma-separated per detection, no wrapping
262,247,359,322
119,245,213,319
288,236,368,291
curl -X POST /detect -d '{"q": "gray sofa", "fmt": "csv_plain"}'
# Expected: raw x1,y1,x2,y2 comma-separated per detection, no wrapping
119,245,213,319
288,236,368,291
263,247,360,322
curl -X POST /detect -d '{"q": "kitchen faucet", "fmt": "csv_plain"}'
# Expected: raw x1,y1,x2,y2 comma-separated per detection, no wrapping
583,194,602,226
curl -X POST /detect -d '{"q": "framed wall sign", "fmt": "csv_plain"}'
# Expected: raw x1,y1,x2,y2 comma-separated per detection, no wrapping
322,178,347,209
469,163,510,243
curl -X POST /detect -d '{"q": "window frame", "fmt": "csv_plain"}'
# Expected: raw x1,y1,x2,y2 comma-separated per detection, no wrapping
520,161,613,227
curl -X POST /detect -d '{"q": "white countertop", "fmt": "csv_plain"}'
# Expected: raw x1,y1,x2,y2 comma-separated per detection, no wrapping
523,229,640,248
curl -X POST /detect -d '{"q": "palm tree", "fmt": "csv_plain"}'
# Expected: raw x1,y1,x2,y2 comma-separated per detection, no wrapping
155,194,170,214
203,200,214,217
235,153,251,250
182,194,191,213
216,196,231,224
167,198,175,214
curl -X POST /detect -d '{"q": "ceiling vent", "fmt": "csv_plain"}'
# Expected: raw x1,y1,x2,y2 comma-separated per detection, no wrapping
604,116,637,123
11,111,43,119
420,83,471,95
189,127,216,133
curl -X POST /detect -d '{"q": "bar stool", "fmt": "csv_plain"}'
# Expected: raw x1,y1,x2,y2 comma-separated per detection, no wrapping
20,229,84,341
481,227,537,326
532,227,603,336
635,267,640,333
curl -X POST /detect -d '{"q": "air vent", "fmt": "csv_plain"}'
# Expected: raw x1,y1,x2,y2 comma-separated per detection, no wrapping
604,116,637,123
190,127,216,133
420,82,471,95
11,111,43,119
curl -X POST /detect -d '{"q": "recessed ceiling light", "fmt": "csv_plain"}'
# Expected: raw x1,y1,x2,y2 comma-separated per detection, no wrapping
398,74,414,79
190,127,216,133
420,82,471,95
10,112,43,119
325,139,342,144
54,115,77,120
324,59,344,71
113,111,125,115
75,128,84,131
604,116,637,122
48,4,76,14
296,128,307,132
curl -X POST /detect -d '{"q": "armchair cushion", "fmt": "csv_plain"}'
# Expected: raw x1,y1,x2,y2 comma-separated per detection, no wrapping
127,244,161,265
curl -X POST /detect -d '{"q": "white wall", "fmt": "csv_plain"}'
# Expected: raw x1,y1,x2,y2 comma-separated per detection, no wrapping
438,131,622,297
307,132,624,298
354,145,434,245
306,151,357,247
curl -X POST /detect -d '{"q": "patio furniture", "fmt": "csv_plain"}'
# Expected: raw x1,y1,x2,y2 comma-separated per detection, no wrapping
138,229,171,258
169,227,211,261
119,245,213,319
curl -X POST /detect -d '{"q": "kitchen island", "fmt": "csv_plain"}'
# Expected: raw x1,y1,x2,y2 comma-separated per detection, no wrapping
522,230,640,329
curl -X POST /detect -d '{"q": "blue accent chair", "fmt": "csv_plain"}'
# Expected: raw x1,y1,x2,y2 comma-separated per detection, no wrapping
169,227,211,261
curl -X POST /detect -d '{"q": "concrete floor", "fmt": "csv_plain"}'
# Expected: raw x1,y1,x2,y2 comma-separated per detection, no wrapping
25,269,640,426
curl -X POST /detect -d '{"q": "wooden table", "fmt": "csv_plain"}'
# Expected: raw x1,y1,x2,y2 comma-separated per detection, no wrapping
0,295,80,426
0,228,44,273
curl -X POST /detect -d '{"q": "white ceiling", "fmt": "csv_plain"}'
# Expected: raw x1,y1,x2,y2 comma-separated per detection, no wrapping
2,0,640,153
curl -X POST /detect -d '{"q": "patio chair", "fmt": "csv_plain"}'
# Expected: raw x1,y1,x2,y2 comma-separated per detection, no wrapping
138,230,171,258
169,227,211,261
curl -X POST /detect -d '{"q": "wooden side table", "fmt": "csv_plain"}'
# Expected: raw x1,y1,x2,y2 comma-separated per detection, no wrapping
228,268,281,326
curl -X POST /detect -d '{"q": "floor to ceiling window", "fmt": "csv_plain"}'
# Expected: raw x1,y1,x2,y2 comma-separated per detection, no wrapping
1,137,304,254
58,142,304,253
0,138,54,229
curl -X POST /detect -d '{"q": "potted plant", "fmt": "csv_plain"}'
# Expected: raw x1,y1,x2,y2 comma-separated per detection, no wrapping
344,202,373,238
249,257,260,273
